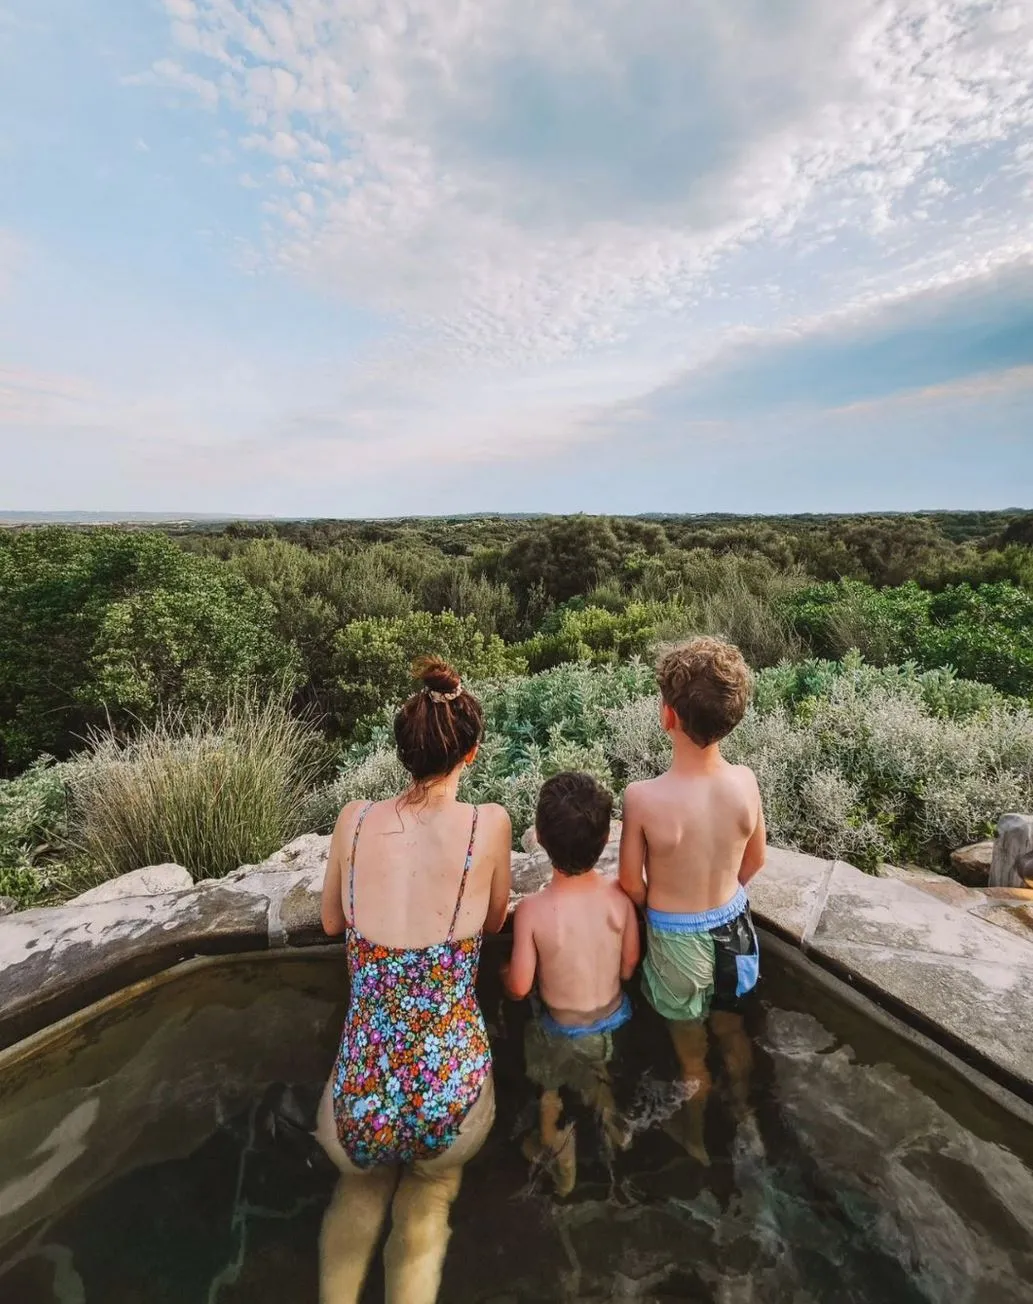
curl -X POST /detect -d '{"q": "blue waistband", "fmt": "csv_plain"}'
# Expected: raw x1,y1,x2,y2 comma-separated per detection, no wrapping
537,991,633,1039
646,885,748,934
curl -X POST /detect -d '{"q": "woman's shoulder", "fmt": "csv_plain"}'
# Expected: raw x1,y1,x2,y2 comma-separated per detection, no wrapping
469,801,511,836
470,800,511,822
332,798,373,834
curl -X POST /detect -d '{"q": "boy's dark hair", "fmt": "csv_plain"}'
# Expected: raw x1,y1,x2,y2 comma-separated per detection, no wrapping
657,636,751,747
535,772,613,876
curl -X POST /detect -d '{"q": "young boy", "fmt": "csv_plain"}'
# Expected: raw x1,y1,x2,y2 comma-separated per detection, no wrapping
504,771,640,1196
619,637,766,1164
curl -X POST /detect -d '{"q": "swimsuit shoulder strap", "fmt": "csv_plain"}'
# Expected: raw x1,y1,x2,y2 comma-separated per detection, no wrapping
446,805,479,943
348,802,374,928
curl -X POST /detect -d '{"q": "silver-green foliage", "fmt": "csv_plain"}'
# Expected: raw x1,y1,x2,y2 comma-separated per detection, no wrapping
605,653,1033,868
313,660,654,844
328,654,1033,869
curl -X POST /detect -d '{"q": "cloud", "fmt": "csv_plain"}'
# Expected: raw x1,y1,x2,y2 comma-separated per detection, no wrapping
6,2,1031,514
639,262,1033,419
123,57,219,108
145,0,1033,373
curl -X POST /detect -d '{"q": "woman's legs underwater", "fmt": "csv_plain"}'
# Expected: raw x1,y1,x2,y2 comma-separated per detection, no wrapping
315,1081,398,1303
386,1077,495,1304
319,1166,398,1304
314,1075,495,1304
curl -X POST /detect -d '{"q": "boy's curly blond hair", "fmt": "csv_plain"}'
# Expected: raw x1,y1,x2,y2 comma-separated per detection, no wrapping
657,636,752,747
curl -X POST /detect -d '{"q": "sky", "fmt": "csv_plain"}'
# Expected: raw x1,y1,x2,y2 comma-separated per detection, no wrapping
1,0,1032,517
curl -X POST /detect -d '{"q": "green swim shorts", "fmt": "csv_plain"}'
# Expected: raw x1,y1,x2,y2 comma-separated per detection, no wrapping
642,890,761,1023
642,926,716,1023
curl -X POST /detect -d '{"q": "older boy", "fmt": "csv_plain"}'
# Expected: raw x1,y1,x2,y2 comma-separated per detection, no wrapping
618,637,765,1163
505,772,640,1195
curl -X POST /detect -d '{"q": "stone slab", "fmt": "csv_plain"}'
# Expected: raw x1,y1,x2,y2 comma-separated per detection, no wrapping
969,902,1033,941
0,882,271,1051
746,847,834,945
235,833,330,947
810,940,1033,1091
900,876,984,909
811,860,1033,970
5,824,1033,1102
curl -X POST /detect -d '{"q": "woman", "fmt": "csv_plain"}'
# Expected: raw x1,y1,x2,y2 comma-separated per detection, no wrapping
315,657,512,1304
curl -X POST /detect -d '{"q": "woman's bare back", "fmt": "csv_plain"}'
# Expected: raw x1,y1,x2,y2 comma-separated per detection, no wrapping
333,796,512,947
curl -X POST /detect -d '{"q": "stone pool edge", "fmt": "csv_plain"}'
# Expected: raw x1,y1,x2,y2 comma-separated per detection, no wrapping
2,833,1032,1102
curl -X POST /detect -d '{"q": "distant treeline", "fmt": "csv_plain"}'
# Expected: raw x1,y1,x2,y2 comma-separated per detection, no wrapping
2,510,1032,775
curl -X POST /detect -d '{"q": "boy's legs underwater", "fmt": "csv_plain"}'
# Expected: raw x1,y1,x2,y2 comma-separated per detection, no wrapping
709,1008,754,1122
665,1017,712,1166
522,1088,577,1197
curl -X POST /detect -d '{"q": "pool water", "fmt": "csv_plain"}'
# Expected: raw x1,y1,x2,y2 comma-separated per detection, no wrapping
1,945,1031,1303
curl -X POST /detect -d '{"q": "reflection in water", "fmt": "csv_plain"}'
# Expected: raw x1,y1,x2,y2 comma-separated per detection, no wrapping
1,951,1032,1303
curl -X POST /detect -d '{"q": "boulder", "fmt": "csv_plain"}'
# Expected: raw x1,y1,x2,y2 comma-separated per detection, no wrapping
520,820,622,862
226,832,330,881
989,814,1033,889
71,864,194,904
949,841,994,885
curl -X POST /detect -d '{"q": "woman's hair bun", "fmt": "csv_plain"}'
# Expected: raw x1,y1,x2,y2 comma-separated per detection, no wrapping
412,656,461,695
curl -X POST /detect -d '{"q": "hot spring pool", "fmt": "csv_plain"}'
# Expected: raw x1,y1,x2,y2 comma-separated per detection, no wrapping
1,939,1031,1303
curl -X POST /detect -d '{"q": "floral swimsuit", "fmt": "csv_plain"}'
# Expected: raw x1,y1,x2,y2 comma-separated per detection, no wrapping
331,803,491,1169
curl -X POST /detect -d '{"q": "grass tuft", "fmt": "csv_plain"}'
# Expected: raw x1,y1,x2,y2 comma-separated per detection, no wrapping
65,694,326,882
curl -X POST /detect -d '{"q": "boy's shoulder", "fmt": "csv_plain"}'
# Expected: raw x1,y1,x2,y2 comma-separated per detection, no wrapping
513,882,548,920
622,775,665,805
622,773,678,817
725,761,761,792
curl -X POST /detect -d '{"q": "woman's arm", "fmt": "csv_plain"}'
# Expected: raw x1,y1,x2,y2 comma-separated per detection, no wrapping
320,802,360,936
618,785,648,907
483,804,513,935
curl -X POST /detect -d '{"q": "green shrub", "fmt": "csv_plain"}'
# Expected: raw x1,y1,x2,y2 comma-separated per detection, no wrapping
514,602,681,673
692,573,801,668
331,611,523,737
0,528,299,769
0,759,70,907
501,516,623,607
64,696,325,882
785,580,1033,697
626,550,804,666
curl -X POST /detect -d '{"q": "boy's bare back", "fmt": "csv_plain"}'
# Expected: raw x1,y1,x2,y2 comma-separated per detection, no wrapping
618,637,766,916
620,760,763,914
512,873,638,1025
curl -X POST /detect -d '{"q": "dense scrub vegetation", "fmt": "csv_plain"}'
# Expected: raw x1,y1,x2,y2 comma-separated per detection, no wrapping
2,509,1032,906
